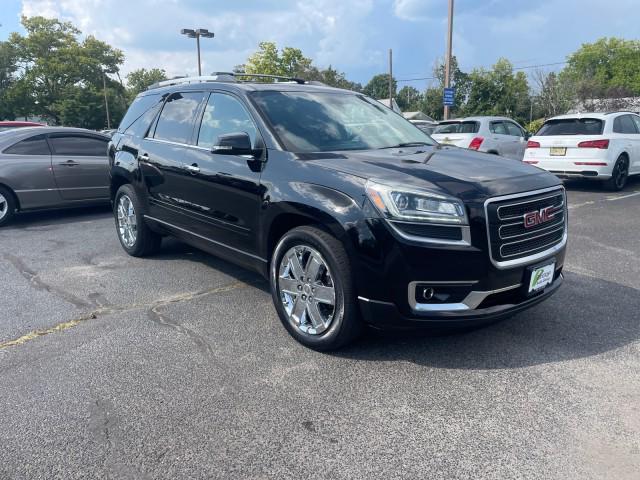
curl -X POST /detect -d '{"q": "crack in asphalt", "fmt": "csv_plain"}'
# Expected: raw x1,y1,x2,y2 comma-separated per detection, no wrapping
2,253,91,309
0,281,247,350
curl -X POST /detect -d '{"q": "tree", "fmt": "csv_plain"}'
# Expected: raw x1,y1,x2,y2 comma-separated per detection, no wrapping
532,70,574,118
561,37,640,99
363,74,396,99
126,68,167,97
7,16,125,128
0,40,19,120
396,86,421,111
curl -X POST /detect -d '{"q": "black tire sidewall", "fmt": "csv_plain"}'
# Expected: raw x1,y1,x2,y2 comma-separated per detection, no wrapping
270,227,353,350
0,186,16,227
605,156,629,191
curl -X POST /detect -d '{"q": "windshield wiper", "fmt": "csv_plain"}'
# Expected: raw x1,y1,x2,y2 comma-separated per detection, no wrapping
379,142,432,149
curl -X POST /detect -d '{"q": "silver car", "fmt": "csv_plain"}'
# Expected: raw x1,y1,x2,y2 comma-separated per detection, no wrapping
431,116,529,160
0,127,110,226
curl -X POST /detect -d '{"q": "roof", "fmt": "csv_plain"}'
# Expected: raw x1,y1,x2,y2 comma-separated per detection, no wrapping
441,116,515,122
546,112,612,121
0,126,109,148
403,111,435,121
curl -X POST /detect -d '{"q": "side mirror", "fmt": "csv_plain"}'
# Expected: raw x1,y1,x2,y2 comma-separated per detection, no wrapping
524,131,532,140
212,132,253,155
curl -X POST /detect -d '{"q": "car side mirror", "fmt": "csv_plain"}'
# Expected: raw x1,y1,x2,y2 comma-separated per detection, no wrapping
212,132,253,156
524,131,532,140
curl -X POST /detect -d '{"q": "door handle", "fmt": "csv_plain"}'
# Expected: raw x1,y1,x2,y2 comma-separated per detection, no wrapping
138,153,150,162
185,164,200,174
59,160,79,166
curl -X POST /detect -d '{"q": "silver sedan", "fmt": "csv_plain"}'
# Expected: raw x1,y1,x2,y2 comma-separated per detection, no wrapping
0,127,111,226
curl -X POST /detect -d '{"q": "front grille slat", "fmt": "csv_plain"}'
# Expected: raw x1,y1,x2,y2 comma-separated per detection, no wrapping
486,188,566,264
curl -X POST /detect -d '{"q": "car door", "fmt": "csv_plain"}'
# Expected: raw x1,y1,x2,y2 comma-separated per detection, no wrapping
0,133,59,209
138,91,207,228
626,114,640,174
177,91,264,256
488,121,512,157
49,133,110,201
504,121,527,160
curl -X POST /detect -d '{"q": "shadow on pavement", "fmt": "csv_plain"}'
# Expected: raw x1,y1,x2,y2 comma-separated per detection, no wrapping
562,175,640,192
4,205,112,230
335,271,640,369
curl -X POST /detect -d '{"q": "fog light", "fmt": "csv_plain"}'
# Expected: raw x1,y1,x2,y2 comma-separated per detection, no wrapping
421,287,435,300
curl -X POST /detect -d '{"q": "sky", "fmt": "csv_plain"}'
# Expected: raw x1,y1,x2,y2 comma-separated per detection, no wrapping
1,0,639,90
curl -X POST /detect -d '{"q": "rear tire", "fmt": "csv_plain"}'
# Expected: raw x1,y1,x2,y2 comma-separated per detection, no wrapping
604,155,629,191
114,184,161,256
270,226,362,351
0,186,16,227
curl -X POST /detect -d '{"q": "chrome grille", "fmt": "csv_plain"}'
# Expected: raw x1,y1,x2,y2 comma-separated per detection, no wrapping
485,187,567,267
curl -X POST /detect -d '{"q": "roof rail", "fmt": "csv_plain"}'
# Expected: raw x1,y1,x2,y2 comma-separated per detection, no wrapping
147,73,237,90
231,72,306,84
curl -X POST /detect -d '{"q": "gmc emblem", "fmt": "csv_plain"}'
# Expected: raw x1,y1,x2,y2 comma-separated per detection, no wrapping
523,206,557,229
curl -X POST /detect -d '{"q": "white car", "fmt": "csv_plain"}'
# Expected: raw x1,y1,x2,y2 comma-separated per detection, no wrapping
524,112,640,190
430,116,528,160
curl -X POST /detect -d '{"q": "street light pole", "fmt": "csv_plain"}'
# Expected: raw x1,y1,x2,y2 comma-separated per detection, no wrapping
388,48,393,107
102,71,111,129
444,0,454,120
180,28,215,76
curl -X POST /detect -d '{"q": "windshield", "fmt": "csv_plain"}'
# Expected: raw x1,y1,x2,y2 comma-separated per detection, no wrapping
250,91,435,152
433,121,479,134
537,118,604,136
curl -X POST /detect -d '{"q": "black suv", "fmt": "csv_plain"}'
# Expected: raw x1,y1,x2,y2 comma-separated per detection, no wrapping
108,73,566,350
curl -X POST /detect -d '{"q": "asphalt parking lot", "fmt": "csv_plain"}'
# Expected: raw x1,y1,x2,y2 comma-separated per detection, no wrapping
1,179,639,479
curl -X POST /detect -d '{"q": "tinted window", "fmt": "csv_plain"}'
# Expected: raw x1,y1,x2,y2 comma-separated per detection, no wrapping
118,94,162,133
489,121,508,135
197,93,257,149
537,118,604,136
3,134,51,155
505,122,524,137
613,115,638,134
251,91,434,152
153,92,204,144
49,135,108,156
433,121,479,134
631,115,640,133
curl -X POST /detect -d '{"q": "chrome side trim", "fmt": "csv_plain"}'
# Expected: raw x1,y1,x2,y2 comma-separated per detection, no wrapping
484,186,567,269
143,215,267,263
386,221,472,247
408,281,521,312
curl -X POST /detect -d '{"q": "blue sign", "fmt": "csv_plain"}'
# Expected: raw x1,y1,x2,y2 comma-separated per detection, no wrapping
443,87,455,107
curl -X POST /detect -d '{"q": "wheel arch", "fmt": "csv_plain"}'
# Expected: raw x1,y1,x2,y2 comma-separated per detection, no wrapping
0,181,20,211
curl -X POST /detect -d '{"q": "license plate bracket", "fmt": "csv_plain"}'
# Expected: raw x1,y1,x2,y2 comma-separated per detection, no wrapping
524,260,555,296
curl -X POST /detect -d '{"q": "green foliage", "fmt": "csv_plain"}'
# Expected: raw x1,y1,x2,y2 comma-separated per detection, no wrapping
525,118,545,135
562,37,640,99
362,74,396,99
396,86,421,111
126,68,167,98
4,16,126,128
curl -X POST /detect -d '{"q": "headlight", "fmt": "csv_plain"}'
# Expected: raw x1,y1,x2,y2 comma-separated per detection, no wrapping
365,180,468,225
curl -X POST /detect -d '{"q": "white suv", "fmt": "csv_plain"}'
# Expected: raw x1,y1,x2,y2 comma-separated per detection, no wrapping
524,112,640,190
430,116,528,160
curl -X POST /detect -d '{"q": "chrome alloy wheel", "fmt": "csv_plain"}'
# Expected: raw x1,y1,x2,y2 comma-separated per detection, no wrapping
278,245,337,335
117,194,137,248
0,193,7,220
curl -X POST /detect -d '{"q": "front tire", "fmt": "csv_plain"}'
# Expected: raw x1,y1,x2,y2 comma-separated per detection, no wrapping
604,155,629,191
114,184,161,256
0,186,16,227
270,226,362,351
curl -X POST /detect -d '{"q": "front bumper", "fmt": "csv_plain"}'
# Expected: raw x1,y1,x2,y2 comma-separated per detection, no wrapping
358,273,563,329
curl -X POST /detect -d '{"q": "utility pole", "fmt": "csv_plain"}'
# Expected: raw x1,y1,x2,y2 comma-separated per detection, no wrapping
388,48,393,108
102,71,111,129
443,0,454,120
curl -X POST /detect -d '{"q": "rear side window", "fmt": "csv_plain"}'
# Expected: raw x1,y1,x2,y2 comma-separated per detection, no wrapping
489,121,508,135
631,115,640,133
537,118,604,136
3,134,51,155
505,122,524,137
118,94,162,133
153,92,205,144
613,115,638,134
433,121,479,134
49,135,108,156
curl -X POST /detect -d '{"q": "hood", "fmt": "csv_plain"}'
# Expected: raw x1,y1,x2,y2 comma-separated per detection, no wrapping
299,145,561,202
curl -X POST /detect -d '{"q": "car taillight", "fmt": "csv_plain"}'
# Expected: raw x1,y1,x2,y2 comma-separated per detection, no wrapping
577,139,609,149
468,137,484,150
526,140,540,148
